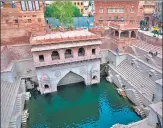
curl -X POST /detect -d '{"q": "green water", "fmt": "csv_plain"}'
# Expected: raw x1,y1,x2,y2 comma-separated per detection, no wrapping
27,79,140,128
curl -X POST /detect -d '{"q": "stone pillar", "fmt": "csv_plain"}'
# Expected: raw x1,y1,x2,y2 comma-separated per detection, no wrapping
129,31,131,39
119,31,121,39
59,49,65,60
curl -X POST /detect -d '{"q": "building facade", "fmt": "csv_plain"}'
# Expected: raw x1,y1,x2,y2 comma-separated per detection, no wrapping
1,1,46,45
30,30,102,94
94,0,139,26
72,1,84,14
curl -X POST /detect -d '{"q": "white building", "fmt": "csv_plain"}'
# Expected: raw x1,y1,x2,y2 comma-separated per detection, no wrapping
30,30,102,94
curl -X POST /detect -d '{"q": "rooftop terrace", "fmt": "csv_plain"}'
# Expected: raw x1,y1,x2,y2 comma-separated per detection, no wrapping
30,30,101,45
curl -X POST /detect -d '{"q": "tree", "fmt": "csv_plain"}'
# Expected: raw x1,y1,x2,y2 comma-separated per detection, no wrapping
44,5,53,17
72,5,82,17
50,1,74,26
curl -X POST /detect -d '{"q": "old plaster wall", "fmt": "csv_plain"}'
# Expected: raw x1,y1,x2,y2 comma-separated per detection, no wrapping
36,59,100,94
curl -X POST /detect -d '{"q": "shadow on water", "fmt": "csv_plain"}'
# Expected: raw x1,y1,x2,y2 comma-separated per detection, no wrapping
57,82,86,102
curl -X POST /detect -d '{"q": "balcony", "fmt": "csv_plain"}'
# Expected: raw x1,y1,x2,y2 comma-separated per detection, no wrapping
34,55,101,67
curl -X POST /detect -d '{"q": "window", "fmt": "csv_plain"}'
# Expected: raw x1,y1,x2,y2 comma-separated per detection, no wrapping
108,8,113,13
21,1,27,11
130,20,134,24
92,76,97,80
6,20,8,24
65,49,73,58
78,48,85,56
15,20,18,24
119,8,124,12
32,15,36,17
114,16,118,20
77,2,79,5
28,19,31,23
92,49,96,55
28,1,33,11
149,74,152,78
108,17,112,20
44,84,49,89
81,2,83,5
99,8,103,13
120,17,124,21
131,7,134,13
38,18,41,22
0,2,3,8
51,51,60,60
34,1,40,10
39,55,44,62
115,8,118,12
11,3,16,8
74,2,76,5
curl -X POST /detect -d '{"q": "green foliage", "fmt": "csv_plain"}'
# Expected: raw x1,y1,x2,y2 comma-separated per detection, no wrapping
49,1,74,25
44,1,82,25
44,5,53,17
72,5,82,17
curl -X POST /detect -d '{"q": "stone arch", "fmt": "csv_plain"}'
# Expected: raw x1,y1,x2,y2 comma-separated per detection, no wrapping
115,30,119,37
51,50,60,60
131,31,136,38
120,31,129,39
65,49,73,58
57,71,85,87
78,47,85,56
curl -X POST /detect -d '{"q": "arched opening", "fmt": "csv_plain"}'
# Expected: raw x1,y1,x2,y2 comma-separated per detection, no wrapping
44,84,49,89
131,31,136,38
57,71,85,87
120,31,129,39
92,75,97,80
78,47,85,56
51,51,60,60
65,49,73,58
115,30,119,37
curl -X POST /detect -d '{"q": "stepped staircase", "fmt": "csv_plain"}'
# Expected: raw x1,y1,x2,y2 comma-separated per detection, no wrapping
134,91,146,118
116,60,155,103
16,95,22,113
21,110,29,128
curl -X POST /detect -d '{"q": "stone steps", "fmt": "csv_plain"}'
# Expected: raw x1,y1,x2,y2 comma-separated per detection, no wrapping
116,60,155,102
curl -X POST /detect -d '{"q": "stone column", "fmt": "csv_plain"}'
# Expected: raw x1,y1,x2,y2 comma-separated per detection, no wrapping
129,31,131,39
59,49,65,60
119,31,121,39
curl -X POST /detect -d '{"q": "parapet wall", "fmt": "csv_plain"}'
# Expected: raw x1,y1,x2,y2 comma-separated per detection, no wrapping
1,44,32,71
138,31,162,46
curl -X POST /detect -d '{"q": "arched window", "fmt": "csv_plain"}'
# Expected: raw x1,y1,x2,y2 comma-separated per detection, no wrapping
51,51,60,60
131,31,136,38
65,49,73,58
78,47,85,56
120,31,129,39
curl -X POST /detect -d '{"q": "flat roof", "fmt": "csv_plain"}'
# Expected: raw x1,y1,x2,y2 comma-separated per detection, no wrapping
32,30,95,41
150,102,162,117
31,30,101,45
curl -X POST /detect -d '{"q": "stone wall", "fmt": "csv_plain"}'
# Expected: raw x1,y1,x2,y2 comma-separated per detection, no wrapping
1,46,12,70
8,44,32,61
138,32,162,46
36,59,100,94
